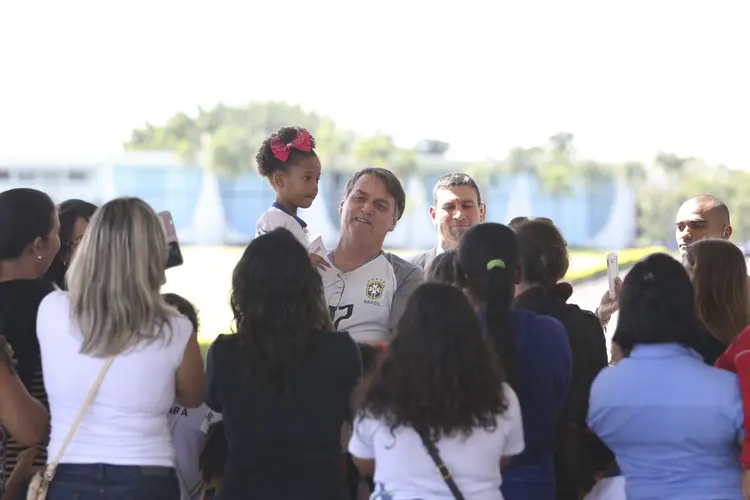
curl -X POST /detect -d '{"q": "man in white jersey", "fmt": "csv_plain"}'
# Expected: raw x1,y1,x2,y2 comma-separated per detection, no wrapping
410,172,486,274
324,167,423,344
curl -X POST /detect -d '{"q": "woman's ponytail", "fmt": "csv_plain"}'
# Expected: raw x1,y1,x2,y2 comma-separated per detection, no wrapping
485,265,518,392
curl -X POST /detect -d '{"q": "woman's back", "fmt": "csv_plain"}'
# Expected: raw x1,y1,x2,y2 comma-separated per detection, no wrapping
38,290,193,466
501,309,571,497
589,344,743,500
350,383,523,500
0,278,54,481
206,331,361,499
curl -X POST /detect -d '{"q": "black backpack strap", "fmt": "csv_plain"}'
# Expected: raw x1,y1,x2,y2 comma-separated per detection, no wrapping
413,425,466,500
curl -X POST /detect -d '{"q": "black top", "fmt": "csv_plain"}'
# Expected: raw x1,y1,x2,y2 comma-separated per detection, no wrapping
0,278,55,479
514,283,610,500
206,331,362,500
0,279,54,387
691,328,727,366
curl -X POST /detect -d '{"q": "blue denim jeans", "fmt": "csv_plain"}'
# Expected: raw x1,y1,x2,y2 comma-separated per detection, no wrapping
46,463,180,500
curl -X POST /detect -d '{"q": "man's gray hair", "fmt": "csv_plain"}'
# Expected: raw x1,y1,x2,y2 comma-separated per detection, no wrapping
432,173,482,205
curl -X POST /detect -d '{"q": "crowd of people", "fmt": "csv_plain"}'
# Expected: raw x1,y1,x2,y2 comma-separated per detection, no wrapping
0,125,749,500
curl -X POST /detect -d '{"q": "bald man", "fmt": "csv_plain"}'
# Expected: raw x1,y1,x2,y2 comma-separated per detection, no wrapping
675,194,732,257
598,194,740,344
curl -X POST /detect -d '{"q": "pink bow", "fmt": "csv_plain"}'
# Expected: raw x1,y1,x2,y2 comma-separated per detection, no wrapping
270,129,313,162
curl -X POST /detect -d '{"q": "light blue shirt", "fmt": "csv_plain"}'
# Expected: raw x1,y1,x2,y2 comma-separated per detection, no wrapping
588,343,744,500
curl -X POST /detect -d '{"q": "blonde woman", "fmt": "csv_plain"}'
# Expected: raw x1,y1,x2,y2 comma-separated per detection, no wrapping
36,197,206,500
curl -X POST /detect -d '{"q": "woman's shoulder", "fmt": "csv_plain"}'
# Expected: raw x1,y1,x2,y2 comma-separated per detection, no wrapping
2,278,56,307
514,309,567,341
38,288,69,314
167,310,194,333
318,330,359,352
207,333,236,349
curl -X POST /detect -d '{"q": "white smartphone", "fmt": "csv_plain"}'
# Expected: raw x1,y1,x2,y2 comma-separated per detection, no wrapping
606,252,619,299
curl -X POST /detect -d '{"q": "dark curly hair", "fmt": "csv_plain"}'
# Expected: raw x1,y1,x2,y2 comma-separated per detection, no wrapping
515,219,569,288
162,293,200,333
230,228,332,396
353,282,508,439
45,199,98,289
256,126,318,179
456,223,519,392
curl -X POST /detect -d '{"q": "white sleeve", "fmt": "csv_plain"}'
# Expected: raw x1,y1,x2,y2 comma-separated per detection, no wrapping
500,383,525,456
255,210,310,247
348,414,377,460
256,210,294,236
199,408,223,434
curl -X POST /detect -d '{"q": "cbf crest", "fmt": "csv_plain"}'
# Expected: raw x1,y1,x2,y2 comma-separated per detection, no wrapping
365,278,386,300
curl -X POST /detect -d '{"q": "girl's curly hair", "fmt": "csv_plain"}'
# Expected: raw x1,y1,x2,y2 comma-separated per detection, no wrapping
230,228,332,396
256,126,317,179
353,282,509,438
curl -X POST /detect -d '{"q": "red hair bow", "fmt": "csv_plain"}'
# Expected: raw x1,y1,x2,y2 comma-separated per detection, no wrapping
269,129,313,162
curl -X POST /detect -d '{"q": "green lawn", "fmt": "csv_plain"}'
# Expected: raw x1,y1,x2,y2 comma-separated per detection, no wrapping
162,245,662,347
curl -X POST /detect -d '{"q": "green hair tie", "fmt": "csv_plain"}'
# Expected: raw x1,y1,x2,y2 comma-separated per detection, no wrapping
486,259,505,271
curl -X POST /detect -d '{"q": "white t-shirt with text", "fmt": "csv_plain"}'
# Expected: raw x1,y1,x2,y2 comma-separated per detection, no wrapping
348,383,524,500
168,403,217,500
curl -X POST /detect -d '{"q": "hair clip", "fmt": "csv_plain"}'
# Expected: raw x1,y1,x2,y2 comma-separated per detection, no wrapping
486,259,505,271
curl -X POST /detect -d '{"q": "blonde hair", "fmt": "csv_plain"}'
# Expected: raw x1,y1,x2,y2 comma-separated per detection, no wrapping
66,197,177,356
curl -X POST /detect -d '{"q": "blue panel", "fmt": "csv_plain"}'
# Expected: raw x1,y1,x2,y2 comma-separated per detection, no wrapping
112,165,202,231
324,172,350,222
423,174,441,205
484,173,515,223
218,173,274,239
587,179,616,236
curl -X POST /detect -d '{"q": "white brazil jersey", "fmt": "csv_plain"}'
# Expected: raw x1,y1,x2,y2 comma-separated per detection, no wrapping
323,251,423,344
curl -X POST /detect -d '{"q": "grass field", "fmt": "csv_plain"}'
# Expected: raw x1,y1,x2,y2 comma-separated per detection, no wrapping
162,245,662,346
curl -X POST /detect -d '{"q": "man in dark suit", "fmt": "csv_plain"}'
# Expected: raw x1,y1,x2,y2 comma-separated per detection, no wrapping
410,173,486,273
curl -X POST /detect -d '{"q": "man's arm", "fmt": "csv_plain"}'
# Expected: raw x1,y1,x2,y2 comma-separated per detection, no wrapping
407,249,429,271
387,255,424,331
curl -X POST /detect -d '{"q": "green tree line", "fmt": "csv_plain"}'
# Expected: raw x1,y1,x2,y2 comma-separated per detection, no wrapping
124,101,750,245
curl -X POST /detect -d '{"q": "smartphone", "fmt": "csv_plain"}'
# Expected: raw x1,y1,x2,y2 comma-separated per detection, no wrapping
606,252,619,299
158,211,184,269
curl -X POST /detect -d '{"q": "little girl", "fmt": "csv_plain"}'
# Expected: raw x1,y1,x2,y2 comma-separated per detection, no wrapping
255,126,329,270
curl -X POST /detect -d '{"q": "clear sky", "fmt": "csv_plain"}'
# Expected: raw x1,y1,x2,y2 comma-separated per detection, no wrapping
1,0,748,168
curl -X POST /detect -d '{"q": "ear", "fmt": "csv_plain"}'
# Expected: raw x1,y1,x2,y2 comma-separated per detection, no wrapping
271,171,285,189
30,236,45,259
429,205,437,226
338,199,344,217
514,264,522,285
61,248,71,267
388,217,397,232
479,202,487,222
723,225,733,239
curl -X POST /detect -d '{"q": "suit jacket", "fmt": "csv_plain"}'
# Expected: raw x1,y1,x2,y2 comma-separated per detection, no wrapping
409,247,438,275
